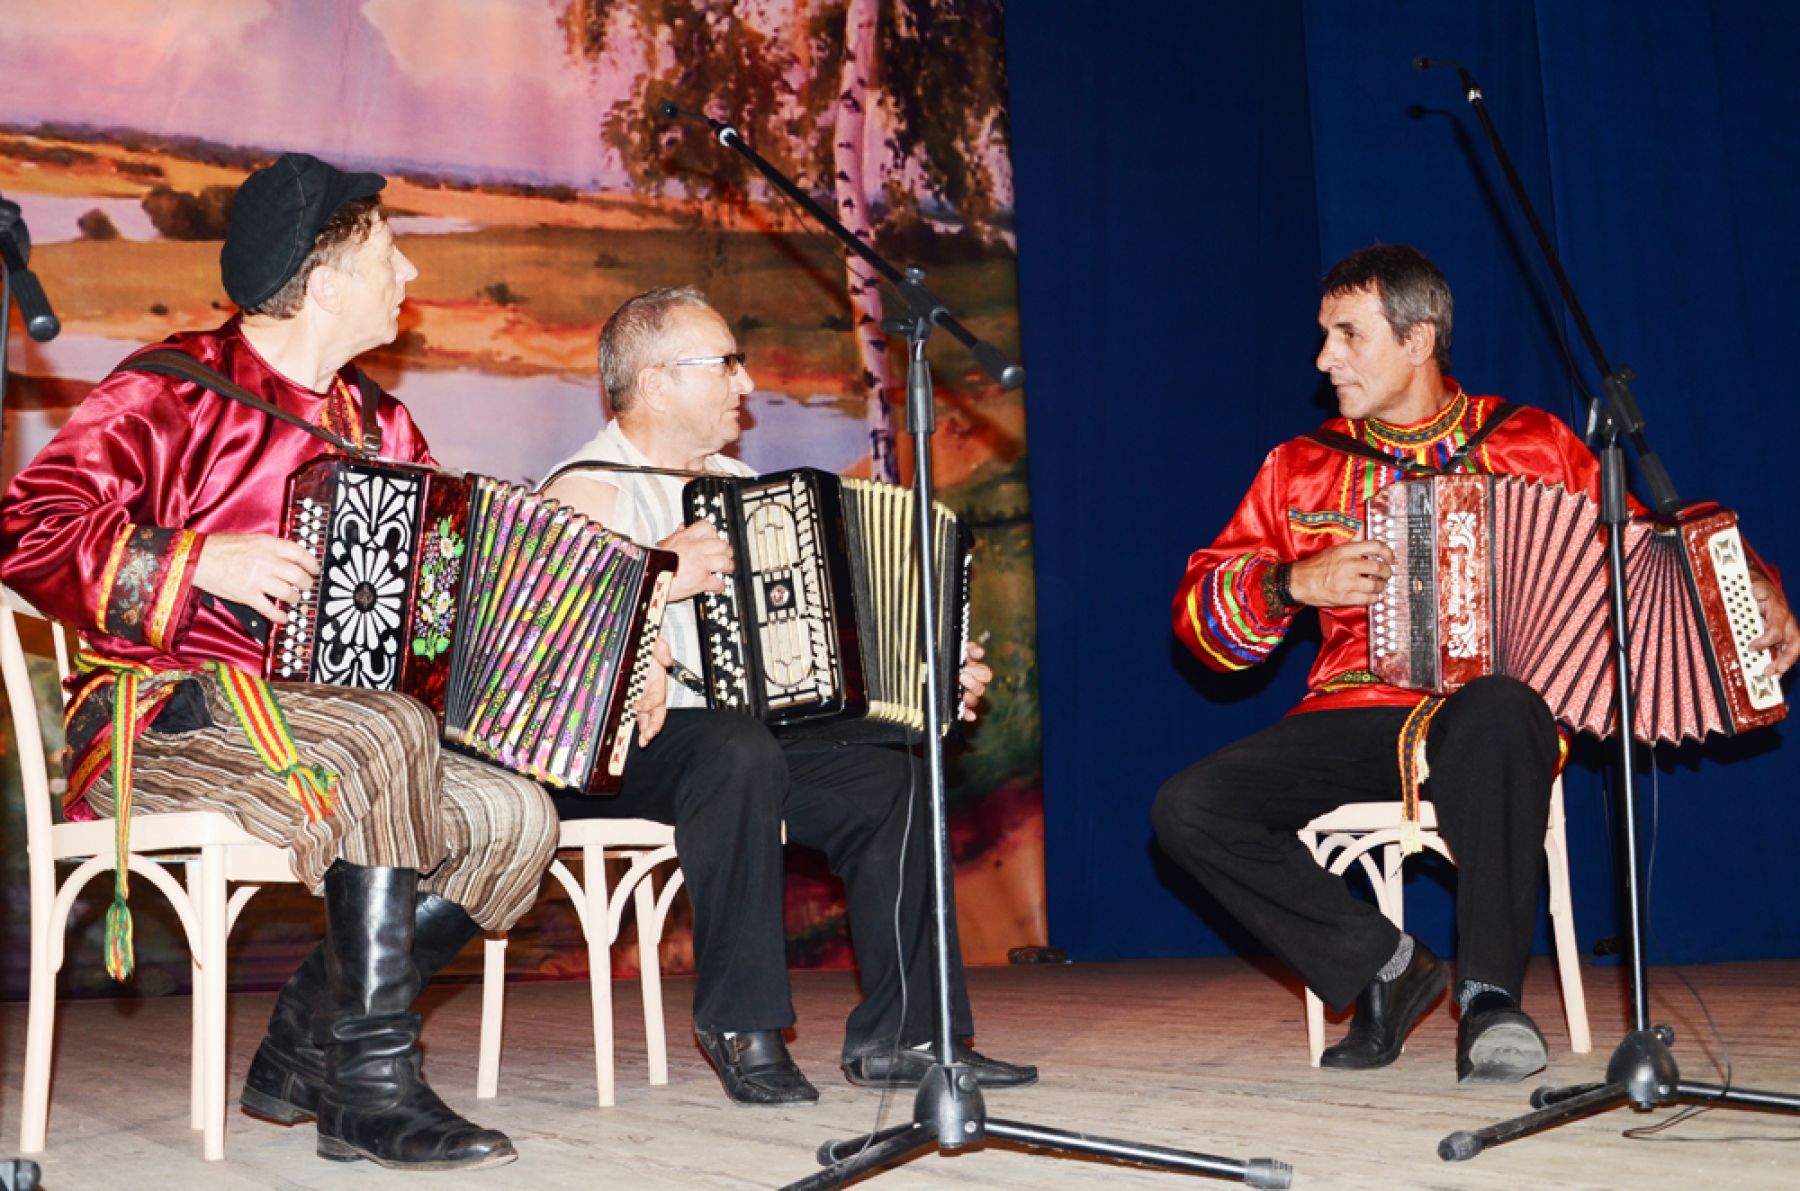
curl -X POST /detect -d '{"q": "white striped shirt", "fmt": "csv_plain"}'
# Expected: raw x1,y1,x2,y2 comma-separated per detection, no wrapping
546,420,752,708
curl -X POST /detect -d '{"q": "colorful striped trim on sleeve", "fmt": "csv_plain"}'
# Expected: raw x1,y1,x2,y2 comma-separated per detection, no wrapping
95,525,134,634
147,530,200,649
1185,553,1293,670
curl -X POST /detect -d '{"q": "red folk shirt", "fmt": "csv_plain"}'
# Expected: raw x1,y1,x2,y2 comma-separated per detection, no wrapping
1173,385,1604,715
0,317,435,674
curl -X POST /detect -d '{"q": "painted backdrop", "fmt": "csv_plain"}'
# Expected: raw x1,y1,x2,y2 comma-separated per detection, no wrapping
0,0,1044,998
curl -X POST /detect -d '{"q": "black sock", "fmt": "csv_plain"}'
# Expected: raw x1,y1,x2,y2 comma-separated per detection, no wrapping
1466,990,1517,1016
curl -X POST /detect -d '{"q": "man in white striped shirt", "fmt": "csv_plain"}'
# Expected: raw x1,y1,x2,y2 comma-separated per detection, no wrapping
541,286,1035,1105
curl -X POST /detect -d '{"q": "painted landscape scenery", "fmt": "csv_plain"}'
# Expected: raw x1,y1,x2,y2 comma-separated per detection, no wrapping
0,0,1042,998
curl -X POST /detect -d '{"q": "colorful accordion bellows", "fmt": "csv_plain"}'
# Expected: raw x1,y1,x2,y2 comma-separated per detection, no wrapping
1368,473,1786,744
265,458,676,792
683,468,971,741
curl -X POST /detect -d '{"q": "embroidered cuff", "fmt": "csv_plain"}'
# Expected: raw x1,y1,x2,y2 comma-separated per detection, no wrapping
1181,553,1295,672
1263,561,1304,617
96,525,203,649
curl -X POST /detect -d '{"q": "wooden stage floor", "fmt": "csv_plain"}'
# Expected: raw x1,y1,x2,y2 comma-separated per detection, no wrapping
2,955,1797,1189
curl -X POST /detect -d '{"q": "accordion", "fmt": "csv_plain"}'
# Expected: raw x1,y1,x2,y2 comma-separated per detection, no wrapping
264,458,676,793
1367,473,1786,745
682,468,971,742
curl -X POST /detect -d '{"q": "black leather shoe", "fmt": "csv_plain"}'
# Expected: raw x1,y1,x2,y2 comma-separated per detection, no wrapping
1456,1003,1548,1085
843,1042,1039,1089
1319,941,1448,1071
696,1030,820,1105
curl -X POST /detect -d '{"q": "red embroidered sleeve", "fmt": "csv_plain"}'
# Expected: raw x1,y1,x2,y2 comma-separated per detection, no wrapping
1172,452,1302,673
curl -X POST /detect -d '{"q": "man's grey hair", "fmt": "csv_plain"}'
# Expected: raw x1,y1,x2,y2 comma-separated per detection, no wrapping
599,285,713,413
1321,244,1453,370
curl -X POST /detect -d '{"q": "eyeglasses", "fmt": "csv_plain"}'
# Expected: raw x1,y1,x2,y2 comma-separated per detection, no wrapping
660,352,747,375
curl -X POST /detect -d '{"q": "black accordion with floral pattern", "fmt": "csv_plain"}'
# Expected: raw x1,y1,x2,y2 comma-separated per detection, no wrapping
265,458,675,793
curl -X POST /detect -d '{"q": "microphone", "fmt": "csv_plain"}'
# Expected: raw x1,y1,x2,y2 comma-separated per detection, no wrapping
1413,55,1479,94
0,198,61,342
5,266,60,342
653,99,739,146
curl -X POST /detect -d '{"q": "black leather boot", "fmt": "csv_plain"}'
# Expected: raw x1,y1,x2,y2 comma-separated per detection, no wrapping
312,863,514,1170
241,883,484,1125
239,942,329,1124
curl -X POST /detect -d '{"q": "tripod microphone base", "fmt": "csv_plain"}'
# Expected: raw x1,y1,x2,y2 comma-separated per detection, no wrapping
1441,1023,1800,1161
787,1060,1292,1189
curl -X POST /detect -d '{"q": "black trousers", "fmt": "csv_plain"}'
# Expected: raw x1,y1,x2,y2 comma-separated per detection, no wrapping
1151,675,1559,1011
555,708,974,1060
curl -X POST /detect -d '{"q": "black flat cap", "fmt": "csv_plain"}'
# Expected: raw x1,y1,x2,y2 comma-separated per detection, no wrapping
220,152,386,310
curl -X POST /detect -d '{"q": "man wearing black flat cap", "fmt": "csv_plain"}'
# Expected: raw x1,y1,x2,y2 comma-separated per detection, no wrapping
0,152,564,1170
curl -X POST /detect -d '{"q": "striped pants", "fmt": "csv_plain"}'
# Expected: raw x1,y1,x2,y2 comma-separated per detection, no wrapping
85,675,558,931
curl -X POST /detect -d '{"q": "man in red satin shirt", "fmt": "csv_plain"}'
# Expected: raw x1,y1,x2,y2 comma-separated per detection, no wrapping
1152,245,1796,1084
0,153,561,1170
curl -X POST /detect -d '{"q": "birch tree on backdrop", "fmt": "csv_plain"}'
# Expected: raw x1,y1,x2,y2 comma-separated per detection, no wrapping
559,0,1012,479
830,0,896,479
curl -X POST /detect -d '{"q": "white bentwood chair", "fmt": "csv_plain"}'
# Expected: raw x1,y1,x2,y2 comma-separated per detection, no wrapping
476,819,686,1107
4,584,304,1161
1297,775,1591,1064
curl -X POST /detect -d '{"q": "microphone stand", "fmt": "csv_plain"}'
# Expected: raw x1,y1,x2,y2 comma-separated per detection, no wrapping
1,196,64,466
663,102,1290,1189
1412,58,1800,1163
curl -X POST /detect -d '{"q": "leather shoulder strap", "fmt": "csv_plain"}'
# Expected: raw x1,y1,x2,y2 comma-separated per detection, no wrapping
1441,400,1521,469
537,458,716,495
352,367,383,455
1302,400,1524,477
116,349,364,456
1301,428,1439,476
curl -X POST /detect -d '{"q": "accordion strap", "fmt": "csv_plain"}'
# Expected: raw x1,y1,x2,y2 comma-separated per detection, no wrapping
536,457,721,493
116,349,376,458
1303,401,1522,476
353,367,383,455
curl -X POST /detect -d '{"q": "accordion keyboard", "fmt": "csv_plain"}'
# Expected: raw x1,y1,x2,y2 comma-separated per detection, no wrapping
687,484,754,711
1707,526,1783,711
268,493,330,681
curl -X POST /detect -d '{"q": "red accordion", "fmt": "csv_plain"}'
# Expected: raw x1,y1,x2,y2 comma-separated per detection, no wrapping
1367,474,1786,745
264,458,675,793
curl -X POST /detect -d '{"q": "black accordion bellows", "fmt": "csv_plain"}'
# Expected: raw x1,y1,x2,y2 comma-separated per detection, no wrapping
683,468,971,741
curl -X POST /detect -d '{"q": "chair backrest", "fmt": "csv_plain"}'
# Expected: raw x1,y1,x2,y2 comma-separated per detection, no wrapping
1,584,74,919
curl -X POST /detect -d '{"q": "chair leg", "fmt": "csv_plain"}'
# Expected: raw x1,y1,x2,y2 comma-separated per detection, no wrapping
1543,806,1592,1054
583,846,618,1108
186,860,205,1132
198,845,229,1161
1304,987,1326,1067
20,881,58,1153
477,933,508,1099
1304,833,1412,1067
1381,842,1407,932
634,867,668,1087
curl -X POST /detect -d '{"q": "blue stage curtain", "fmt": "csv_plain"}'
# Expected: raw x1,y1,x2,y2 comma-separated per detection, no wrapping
1012,0,1800,965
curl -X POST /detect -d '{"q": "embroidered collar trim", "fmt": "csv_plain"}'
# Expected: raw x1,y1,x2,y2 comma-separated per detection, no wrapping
1362,385,1469,448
